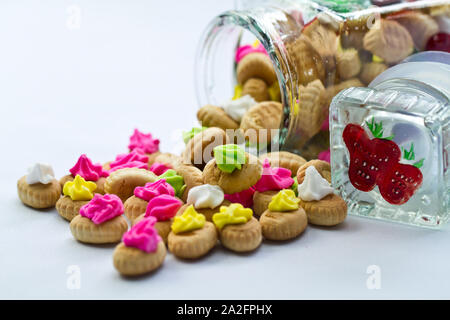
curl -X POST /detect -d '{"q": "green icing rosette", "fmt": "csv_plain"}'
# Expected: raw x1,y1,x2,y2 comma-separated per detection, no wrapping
213,144,246,174
157,169,186,198
291,176,298,196
182,127,207,144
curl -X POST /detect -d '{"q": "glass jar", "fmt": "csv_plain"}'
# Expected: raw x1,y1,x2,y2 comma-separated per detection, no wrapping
330,51,450,228
195,0,450,159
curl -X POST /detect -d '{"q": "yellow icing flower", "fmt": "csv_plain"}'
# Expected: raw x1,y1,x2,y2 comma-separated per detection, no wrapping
63,174,97,201
232,84,243,100
171,205,206,234
268,189,300,212
212,203,253,230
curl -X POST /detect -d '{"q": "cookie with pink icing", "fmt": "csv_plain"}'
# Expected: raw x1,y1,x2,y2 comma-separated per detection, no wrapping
252,159,294,216
224,187,256,208
123,217,161,252
133,194,183,244
59,154,109,194
149,162,171,176
134,179,175,201
79,193,124,224
235,42,268,63
128,129,160,154
145,194,183,221
69,193,128,244
253,159,294,192
123,179,175,223
113,217,166,276
69,154,109,181
108,150,149,172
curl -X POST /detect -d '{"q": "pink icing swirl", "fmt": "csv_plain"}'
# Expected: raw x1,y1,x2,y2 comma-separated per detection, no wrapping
318,149,331,163
145,194,183,221
134,179,175,202
69,154,109,181
149,162,171,176
224,187,256,208
123,216,161,253
235,42,268,63
79,194,124,225
128,129,160,154
108,150,149,173
253,159,294,192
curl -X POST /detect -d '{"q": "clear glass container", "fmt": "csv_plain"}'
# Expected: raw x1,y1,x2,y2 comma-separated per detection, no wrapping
329,51,450,228
195,0,450,159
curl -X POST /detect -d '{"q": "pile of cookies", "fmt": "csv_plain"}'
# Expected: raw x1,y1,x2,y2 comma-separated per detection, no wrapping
17,127,347,277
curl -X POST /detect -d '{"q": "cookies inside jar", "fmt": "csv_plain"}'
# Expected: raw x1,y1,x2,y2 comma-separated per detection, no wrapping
195,2,449,160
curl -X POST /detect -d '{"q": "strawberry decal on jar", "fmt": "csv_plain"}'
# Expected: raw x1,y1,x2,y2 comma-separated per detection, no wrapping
343,118,424,205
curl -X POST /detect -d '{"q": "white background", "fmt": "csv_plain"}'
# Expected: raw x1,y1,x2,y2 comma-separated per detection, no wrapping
0,0,449,299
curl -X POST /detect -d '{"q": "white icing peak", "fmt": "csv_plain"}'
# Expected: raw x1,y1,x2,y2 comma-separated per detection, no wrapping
222,95,257,122
298,166,334,201
187,184,224,209
26,163,55,185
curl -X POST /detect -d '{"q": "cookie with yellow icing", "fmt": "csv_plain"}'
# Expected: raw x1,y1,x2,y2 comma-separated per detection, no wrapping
168,205,217,259
56,175,97,221
259,190,307,241
212,204,262,252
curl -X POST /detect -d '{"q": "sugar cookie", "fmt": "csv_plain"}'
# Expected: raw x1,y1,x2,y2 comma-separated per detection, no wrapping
359,62,388,85
260,190,307,241
133,194,183,244
70,194,128,244
212,204,261,252
168,205,217,259
197,105,240,130
154,153,182,170
252,190,278,217
182,127,229,169
124,179,175,222
363,19,413,64
242,78,270,102
176,164,204,202
337,48,362,80
297,160,331,184
236,52,277,85
299,194,347,226
113,217,166,276
17,163,61,209
56,196,89,222
203,147,262,194
390,11,439,51
240,101,283,144
104,168,157,202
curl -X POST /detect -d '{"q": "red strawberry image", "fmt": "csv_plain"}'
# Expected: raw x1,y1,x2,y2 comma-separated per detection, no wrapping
378,162,423,205
343,119,423,205
343,124,401,192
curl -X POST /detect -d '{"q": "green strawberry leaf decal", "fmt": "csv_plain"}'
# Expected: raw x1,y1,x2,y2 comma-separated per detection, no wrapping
365,117,394,140
402,143,415,161
401,143,425,168
413,158,424,169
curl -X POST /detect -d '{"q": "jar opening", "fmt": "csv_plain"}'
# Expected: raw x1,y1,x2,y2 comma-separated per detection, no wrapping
195,10,296,151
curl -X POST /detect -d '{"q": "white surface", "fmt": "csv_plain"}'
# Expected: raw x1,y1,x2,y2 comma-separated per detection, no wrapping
1,1,450,300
